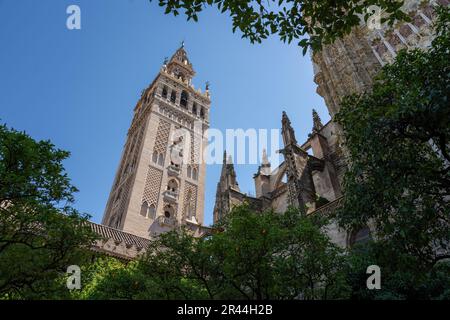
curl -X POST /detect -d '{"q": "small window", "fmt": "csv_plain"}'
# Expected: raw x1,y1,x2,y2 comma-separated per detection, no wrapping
162,86,168,98
192,103,197,115
148,204,156,219
140,201,148,217
167,179,178,192
192,168,198,180
187,166,191,178
180,90,188,108
170,91,176,103
158,153,164,166
152,151,158,163
200,107,205,119
189,206,195,220
164,204,174,218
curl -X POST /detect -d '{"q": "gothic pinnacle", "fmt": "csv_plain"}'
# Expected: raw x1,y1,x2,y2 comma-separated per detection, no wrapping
312,108,323,132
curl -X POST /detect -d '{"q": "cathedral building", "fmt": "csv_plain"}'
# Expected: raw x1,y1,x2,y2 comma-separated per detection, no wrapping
213,0,446,248
89,0,446,258
213,110,349,246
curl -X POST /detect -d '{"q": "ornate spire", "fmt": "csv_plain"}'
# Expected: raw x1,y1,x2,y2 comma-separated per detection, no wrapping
222,150,227,165
219,151,239,191
261,148,269,165
312,109,324,132
259,148,271,175
281,111,297,146
165,43,195,81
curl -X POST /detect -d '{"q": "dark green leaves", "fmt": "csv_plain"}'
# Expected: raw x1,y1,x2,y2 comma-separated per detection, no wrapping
77,205,349,299
0,124,97,299
150,0,407,53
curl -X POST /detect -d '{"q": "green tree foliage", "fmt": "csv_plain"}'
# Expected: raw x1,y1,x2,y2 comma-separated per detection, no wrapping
71,257,146,300
152,0,408,53
345,241,450,300
336,6,450,299
82,205,349,299
204,205,348,299
0,124,97,299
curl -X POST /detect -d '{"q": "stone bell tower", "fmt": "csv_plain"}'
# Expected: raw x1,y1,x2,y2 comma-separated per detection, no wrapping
102,44,210,238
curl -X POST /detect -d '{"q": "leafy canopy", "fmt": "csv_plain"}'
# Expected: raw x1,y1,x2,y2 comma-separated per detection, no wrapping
79,205,349,300
0,124,97,299
152,0,408,53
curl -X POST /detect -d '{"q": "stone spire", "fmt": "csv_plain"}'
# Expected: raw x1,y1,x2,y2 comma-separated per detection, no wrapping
213,151,241,223
260,148,271,175
281,111,298,146
262,148,269,165
219,151,239,191
312,109,324,132
279,111,317,211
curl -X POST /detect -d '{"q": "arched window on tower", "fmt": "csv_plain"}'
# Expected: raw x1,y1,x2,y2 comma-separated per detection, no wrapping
167,179,178,193
140,201,148,217
158,153,164,166
148,204,156,219
192,102,197,115
192,168,198,180
184,191,192,217
187,166,192,178
152,151,158,163
189,205,196,220
170,90,176,103
162,86,168,99
200,107,205,119
164,204,175,219
180,90,188,108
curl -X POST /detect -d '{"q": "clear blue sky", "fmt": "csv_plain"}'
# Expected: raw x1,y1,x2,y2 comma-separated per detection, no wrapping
0,0,329,226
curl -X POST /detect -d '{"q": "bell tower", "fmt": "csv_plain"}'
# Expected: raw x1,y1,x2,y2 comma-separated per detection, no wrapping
102,44,210,238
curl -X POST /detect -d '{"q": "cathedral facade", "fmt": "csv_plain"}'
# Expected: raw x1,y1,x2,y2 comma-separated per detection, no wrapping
213,0,446,248
92,0,446,258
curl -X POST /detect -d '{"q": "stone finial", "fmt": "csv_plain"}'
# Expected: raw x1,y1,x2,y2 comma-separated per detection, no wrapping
281,111,290,125
281,111,297,146
262,148,268,164
312,109,323,132
260,148,271,175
